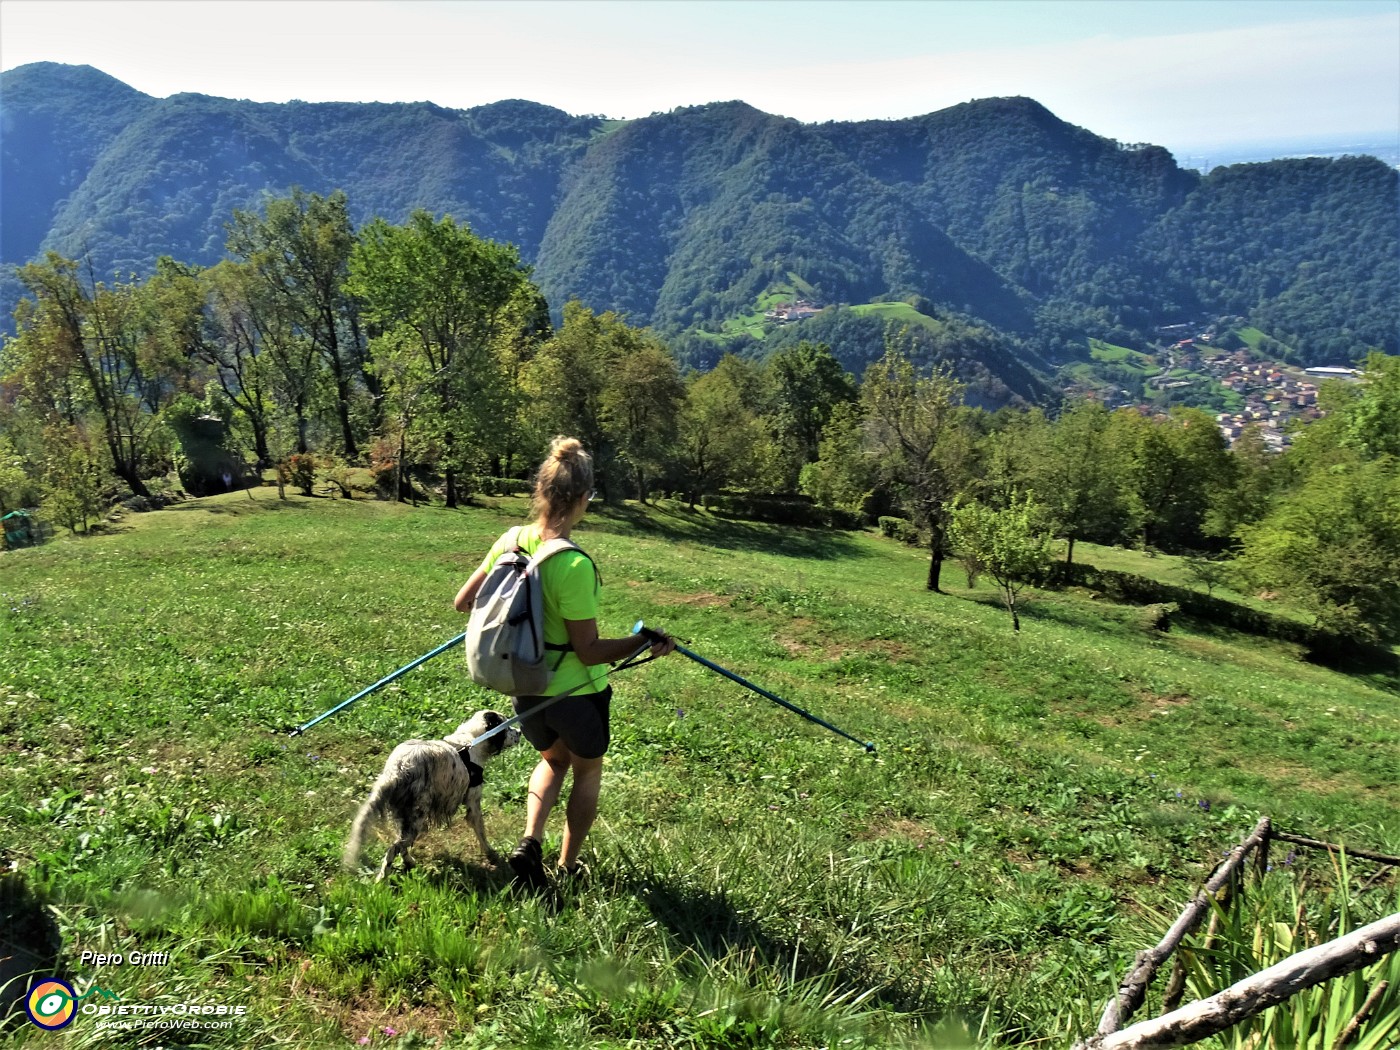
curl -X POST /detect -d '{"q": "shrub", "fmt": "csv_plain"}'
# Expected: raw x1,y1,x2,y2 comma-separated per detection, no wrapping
878,516,921,545
285,454,318,497
706,494,860,530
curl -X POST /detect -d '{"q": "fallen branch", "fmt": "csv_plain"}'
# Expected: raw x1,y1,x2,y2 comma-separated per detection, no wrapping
1076,912,1400,1050
1096,817,1272,1036
1272,831,1400,868
1333,979,1389,1050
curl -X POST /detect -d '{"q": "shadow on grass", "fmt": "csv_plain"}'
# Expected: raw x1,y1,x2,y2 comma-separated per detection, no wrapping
589,503,867,562
625,875,935,1015
0,871,63,1034
957,590,1400,693
419,853,509,888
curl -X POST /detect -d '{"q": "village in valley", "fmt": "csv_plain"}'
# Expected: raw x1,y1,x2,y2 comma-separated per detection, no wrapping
1065,323,1361,449
757,293,1359,452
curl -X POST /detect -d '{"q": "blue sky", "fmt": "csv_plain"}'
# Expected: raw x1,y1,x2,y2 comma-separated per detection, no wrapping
2,0,1396,154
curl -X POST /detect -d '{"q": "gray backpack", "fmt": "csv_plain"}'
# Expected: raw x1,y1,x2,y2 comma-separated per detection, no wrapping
464,527,585,696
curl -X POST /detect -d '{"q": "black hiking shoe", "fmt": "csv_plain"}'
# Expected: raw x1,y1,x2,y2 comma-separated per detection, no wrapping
508,837,547,891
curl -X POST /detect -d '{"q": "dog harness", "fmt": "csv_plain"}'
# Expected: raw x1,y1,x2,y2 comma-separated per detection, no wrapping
452,746,485,788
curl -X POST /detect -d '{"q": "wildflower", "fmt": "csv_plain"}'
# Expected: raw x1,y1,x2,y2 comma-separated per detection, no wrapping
1198,799,1211,812
1175,790,1183,799
358,1039,369,1046
676,709,685,719
1284,850,1298,866
382,1027,398,1037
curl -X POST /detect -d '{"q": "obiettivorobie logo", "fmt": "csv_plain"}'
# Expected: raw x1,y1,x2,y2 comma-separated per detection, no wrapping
22,975,247,1034
24,978,121,1030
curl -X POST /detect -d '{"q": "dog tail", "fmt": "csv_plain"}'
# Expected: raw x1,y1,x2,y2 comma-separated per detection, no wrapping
342,791,383,871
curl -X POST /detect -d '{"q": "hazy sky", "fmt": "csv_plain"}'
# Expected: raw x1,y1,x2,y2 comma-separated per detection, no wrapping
2,0,1397,154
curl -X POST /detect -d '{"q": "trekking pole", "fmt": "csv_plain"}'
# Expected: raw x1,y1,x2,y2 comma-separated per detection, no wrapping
634,623,876,753
289,632,468,736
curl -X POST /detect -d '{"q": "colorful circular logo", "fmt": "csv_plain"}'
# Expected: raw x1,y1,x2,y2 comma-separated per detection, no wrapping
25,978,77,1030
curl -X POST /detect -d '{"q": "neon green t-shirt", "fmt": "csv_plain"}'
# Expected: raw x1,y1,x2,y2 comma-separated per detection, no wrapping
475,523,605,696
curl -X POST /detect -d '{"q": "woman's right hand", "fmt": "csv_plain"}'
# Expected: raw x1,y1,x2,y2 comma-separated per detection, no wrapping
641,626,677,658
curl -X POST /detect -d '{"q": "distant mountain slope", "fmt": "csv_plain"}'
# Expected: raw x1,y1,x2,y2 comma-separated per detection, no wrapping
0,63,155,264
2,62,1395,374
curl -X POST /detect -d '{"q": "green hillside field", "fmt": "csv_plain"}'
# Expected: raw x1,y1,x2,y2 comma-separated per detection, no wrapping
1,492,1396,1047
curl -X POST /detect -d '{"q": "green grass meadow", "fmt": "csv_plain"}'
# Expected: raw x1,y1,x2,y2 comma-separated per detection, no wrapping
2,491,1397,1047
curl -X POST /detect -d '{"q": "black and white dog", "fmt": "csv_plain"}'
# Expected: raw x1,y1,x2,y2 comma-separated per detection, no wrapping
343,710,520,880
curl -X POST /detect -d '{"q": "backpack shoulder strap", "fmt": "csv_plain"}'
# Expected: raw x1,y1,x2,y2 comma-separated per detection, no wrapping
528,538,595,661
530,536,582,567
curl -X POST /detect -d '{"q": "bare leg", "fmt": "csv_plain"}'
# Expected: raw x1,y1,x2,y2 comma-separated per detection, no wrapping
559,756,603,870
523,741,574,843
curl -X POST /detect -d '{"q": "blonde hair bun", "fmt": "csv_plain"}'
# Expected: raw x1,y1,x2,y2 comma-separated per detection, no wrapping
533,436,594,524
549,436,585,462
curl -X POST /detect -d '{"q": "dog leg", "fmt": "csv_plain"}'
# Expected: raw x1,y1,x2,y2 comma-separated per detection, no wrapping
377,841,403,882
467,799,500,865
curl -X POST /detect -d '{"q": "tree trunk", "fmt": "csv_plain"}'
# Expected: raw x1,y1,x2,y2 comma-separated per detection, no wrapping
926,527,944,592
251,422,270,467
445,467,458,509
113,462,150,498
1066,535,1077,565
334,373,357,459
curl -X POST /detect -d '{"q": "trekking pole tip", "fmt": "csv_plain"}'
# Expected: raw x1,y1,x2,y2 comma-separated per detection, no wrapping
863,742,877,754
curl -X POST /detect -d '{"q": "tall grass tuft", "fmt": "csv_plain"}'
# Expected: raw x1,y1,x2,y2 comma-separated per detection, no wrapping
1176,854,1400,1050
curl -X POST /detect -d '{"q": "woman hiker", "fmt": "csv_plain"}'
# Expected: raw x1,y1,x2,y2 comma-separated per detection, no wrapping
453,436,676,888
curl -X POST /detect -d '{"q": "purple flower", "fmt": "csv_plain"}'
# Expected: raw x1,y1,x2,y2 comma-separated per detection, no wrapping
382,1026,397,1037
1198,799,1211,812
676,709,685,719
1284,850,1298,866
358,1039,369,1046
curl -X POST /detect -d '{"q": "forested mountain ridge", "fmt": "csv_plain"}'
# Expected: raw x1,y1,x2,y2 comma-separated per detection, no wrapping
2,62,1396,373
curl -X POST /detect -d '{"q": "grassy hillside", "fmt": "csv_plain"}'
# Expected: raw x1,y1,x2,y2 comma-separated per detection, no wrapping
2,493,1396,1047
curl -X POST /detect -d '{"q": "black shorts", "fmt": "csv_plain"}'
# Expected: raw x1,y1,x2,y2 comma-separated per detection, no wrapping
512,686,612,759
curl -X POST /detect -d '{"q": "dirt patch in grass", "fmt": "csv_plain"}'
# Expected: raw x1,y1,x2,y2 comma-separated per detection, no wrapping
775,621,917,664
625,581,732,609
857,816,939,846
1139,690,1191,711
1243,757,1386,801
335,994,454,1044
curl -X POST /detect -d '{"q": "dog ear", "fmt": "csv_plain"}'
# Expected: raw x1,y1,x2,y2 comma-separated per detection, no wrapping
483,711,503,731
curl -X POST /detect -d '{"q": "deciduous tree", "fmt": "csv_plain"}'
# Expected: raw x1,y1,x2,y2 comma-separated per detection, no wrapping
860,348,974,592
227,189,368,458
948,492,1054,631
347,210,534,505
